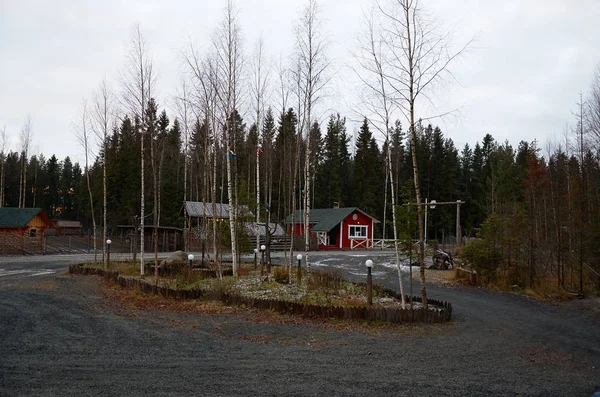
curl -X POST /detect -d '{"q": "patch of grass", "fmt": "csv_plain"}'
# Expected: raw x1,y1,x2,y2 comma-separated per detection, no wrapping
453,266,581,301
83,262,416,310
273,267,290,284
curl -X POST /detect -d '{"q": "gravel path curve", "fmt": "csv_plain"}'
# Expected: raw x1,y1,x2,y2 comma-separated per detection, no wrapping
0,252,599,396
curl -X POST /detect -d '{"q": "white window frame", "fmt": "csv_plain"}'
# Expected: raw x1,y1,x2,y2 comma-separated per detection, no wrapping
348,225,368,239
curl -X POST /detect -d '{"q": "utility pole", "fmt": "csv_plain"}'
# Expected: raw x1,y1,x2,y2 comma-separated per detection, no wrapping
579,93,584,297
456,200,462,246
404,200,464,246
256,146,261,256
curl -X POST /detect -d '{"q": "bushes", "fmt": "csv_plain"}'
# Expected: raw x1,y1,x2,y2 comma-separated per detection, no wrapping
273,267,290,284
307,271,343,293
461,213,505,273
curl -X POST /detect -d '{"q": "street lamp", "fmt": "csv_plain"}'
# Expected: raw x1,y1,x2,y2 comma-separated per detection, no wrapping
296,254,302,283
260,244,266,276
365,259,373,306
425,199,436,245
188,254,194,271
253,248,258,270
106,239,112,270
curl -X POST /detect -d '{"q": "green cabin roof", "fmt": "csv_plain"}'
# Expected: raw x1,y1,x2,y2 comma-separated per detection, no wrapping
285,207,378,232
0,208,46,228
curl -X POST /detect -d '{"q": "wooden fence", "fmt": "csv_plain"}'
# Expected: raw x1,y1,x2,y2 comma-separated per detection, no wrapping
69,265,452,324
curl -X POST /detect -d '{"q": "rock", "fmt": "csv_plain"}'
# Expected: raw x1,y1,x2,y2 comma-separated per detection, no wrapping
159,250,190,273
430,249,454,270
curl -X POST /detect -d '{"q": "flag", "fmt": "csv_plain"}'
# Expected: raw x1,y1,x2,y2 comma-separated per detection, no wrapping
256,148,263,156
228,150,235,160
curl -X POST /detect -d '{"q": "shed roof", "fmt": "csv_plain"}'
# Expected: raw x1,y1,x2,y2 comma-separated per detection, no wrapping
52,220,82,228
185,201,253,219
0,208,50,228
285,207,379,232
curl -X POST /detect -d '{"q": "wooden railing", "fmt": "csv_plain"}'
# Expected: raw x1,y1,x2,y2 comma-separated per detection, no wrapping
371,239,396,249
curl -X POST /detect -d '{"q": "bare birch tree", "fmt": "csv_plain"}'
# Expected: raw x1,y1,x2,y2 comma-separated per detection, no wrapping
587,64,600,147
0,126,7,207
287,58,308,271
75,100,98,263
275,54,291,117
251,37,270,254
19,116,33,208
214,0,243,275
185,42,223,273
148,98,160,283
378,0,469,309
354,5,406,307
121,24,155,276
175,77,192,252
295,0,329,268
92,79,114,270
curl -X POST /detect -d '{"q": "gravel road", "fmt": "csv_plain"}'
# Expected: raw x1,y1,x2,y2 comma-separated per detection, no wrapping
0,252,599,396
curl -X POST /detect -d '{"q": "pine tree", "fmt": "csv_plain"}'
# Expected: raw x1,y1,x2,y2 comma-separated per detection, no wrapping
274,108,297,220
60,156,76,219
353,118,381,215
45,155,61,219
316,114,347,208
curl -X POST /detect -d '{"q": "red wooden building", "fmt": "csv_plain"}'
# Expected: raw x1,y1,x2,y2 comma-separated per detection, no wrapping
285,207,379,250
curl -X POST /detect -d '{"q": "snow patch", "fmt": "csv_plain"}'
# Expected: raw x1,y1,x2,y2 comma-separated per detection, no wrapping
375,261,413,272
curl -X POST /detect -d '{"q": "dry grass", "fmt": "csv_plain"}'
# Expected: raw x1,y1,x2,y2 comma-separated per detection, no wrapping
424,269,456,285
452,267,592,301
96,276,453,336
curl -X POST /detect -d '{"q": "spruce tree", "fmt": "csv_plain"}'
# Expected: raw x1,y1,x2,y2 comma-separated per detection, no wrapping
353,118,380,215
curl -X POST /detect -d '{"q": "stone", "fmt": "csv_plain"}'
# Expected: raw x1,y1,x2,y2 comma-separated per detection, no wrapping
430,249,454,270
159,250,189,273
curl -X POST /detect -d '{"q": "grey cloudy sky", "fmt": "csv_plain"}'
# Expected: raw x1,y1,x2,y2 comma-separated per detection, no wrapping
1,0,599,164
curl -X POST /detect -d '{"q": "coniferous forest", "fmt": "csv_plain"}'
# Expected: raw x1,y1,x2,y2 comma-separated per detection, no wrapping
1,0,600,296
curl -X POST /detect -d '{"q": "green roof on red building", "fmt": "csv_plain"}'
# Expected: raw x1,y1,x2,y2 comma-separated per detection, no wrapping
285,207,379,232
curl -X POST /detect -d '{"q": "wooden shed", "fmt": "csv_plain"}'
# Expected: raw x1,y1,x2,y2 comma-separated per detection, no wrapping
47,220,83,236
0,208,51,255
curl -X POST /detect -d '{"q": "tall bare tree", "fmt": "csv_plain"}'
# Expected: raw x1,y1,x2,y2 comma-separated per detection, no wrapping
75,100,98,263
378,0,469,309
92,78,114,270
147,98,160,283
295,0,329,267
354,5,406,307
19,116,33,208
175,77,192,252
0,125,7,207
214,0,244,275
121,24,155,276
251,37,270,253
587,64,600,147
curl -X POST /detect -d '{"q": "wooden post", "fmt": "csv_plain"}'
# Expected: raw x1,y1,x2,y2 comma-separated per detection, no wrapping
456,201,462,246
132,216,138,263
367,266,373,306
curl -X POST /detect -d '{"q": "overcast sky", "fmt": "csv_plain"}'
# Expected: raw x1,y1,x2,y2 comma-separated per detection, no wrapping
1,0,599,165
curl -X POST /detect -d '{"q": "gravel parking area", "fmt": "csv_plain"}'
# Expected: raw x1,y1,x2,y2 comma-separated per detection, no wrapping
0,254,599,396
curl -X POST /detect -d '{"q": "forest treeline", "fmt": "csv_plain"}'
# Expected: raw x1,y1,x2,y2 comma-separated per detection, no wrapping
2,109,600,261
4,101,600,293
1,0,599,296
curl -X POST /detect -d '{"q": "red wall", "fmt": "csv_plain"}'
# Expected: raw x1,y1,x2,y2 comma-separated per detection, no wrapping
339,210,373,249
